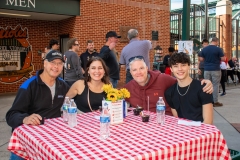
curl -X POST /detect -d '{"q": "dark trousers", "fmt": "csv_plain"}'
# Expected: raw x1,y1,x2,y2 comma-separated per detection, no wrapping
220,70,227,93
227,70,240,82
227,70,235,82
126,69,133,84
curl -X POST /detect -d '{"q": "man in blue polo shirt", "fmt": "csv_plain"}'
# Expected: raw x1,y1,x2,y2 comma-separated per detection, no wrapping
199,37,225,107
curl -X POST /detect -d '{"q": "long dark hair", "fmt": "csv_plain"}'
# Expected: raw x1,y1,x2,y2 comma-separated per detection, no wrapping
85,57,110,84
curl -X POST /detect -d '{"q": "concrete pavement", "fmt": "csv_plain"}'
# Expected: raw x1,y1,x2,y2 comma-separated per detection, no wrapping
0,86,240,159
214,85,240,151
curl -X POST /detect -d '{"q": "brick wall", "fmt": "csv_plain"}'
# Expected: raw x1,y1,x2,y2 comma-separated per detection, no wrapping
59,0,170,86
0,17,58,93
0,0,170,93
217,14,232,59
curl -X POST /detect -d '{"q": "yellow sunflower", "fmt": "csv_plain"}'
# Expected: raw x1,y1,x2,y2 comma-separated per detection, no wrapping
102,84,112,94
107,92,118,102
117,90,124,99
120,88,130,98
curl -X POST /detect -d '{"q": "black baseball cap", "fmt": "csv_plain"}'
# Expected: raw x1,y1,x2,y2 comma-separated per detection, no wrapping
45,50,64,62
106,31,121,38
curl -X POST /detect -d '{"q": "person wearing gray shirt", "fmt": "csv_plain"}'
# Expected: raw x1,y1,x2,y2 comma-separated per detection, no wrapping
120,29,152,83
64,38,84,86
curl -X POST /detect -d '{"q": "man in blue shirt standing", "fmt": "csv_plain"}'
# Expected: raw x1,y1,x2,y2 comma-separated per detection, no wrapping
199,37,225,107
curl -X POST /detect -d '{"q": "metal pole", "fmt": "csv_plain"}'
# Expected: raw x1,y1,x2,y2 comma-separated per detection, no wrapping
193,5,196,79
182,0,191,40
204,0,208,39
236,20,239,60
193,5,196,39
178,14,181,40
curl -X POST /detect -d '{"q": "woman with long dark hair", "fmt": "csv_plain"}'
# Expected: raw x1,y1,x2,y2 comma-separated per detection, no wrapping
66,57,110,112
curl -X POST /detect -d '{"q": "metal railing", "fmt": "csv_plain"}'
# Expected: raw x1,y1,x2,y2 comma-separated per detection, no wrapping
170,4,221,79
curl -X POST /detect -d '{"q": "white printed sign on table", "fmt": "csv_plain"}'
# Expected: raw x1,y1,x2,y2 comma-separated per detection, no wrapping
178,41,193,55
102,100,128,125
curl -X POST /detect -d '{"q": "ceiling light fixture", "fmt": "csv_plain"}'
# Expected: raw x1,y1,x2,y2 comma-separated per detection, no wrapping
0,12,31,17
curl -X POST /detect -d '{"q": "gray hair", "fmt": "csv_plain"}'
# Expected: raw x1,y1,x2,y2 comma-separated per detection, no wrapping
127,29,138,40
211,37,219,42
129,58,147,70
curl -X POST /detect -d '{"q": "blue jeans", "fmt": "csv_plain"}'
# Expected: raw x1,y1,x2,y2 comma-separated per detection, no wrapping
110,78,118,88
126,69,133,84
204,70,221,103
10,152,25,160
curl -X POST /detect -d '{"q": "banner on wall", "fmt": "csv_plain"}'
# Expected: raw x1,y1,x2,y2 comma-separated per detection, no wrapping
0,25,33,83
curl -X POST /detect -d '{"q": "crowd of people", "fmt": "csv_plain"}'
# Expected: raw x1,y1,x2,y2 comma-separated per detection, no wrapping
198,37,240,106
6,29,217,159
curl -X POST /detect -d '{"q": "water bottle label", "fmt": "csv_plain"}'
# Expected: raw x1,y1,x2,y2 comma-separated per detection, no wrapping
100,116,110,123
62,105,68,110
68,107,77,113
157,105,165,111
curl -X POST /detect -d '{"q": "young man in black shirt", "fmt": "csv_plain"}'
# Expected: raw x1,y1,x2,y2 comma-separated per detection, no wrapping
80,40,99,71
164,53,213,124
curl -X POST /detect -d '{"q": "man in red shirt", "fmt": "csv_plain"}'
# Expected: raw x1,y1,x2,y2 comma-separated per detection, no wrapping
124,57,213,116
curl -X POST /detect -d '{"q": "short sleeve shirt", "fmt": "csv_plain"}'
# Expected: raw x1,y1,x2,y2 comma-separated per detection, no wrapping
120,39,152,70
164,79,213,122
200,45,224,71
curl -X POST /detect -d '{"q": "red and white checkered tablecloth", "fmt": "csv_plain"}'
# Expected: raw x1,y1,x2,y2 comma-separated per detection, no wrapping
8,111,231,160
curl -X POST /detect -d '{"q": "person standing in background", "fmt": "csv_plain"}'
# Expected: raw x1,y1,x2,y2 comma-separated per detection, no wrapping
119,29,152,83
228,56,240,83
199,37,225,107
163,47,175,75
42,39,59,59
49,39,60,51
198,39,209,80
64,38,84,87
42,46,51,60
99,31,121,88
220,57,227,96
80,40,99,72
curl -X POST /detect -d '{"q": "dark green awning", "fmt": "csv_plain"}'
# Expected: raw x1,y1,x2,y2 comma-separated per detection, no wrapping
0,0,80,16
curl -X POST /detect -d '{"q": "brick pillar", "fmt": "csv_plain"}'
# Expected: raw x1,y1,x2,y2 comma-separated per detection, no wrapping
216,0,232,59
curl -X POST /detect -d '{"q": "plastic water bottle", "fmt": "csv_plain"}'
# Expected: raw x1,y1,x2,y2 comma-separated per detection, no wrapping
100,105,110,140
68,99,77,127
156,97,165,125
62,97,70,123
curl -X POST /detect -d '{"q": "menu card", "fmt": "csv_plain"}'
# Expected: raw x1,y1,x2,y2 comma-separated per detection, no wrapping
102,100,123,125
